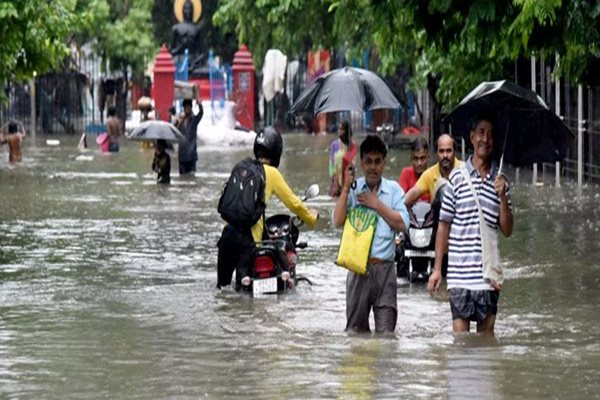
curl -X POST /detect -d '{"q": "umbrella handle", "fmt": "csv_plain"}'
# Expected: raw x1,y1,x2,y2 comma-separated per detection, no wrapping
498,155,504,176
498,120,509,176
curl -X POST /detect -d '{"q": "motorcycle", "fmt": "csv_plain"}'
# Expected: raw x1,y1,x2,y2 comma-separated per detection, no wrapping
375,122,396,144
376,122,415,148
396,201,436,281
241,184,319,296
396,179,447,282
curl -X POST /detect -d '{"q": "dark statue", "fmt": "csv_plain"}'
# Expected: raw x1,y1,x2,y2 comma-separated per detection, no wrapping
171,0,209,78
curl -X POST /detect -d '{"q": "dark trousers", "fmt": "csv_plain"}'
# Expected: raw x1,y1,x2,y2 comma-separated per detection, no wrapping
216,225,255,288
179,160,196,174
346,261,397,333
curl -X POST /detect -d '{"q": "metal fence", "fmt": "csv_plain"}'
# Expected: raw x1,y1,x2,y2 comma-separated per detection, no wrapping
5,51,598,185
529,56,600,184
0,48,108,136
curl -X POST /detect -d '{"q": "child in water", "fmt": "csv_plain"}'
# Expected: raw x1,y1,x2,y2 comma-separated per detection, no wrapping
152,139,171,184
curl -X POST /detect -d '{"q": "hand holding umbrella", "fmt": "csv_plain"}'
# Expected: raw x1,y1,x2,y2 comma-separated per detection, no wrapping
444,80,574,170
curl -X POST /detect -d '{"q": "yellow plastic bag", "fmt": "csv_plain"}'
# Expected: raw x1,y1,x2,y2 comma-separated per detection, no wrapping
336,206,378,275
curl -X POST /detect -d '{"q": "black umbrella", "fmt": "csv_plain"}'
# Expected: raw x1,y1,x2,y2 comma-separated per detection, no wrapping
127,120,185,143
444,80,574,168
289,67,400,115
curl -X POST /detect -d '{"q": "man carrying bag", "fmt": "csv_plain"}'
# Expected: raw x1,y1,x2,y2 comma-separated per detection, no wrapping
428,113,513,337
333,135,409,333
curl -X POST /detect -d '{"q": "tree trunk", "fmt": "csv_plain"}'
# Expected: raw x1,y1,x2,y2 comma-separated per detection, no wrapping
427,73,442,140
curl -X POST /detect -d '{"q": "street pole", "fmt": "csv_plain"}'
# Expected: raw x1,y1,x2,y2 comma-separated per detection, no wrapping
29,76,36,142
531,54,538,185
554,59,561,188
577,84,583,192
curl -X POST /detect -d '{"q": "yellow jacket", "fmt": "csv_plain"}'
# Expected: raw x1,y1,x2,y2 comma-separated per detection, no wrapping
415,158,463,203
251,164,318,242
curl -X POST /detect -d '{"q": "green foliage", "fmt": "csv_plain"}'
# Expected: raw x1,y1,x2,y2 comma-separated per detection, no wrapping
83,0,157,78
214,0,335,69
101,0,156,77
0,0,85,83
214,0,600,110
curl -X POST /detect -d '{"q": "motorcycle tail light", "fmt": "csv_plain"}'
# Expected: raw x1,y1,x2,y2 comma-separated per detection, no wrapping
281,271,290,281
254,256,275,278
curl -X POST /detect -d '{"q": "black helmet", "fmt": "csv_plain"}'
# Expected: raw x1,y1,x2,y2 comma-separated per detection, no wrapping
254,126,283,168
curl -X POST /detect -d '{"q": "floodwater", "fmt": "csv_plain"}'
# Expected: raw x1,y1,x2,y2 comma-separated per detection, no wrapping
0,133,598,399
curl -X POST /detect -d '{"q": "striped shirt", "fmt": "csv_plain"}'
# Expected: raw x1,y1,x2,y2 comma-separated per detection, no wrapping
439,157,512,290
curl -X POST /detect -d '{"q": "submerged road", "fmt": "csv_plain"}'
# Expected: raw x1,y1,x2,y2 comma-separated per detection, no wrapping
0,133,598,398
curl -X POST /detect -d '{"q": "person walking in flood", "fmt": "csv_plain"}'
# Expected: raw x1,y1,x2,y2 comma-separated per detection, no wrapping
105,106,122,152
328,120,357,197
152,139,171,184
333,135,409,333
428,112,513,337
0,121,26,163
175,99,202,175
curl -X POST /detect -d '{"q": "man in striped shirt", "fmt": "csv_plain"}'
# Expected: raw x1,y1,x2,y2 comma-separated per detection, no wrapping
428,113,513,336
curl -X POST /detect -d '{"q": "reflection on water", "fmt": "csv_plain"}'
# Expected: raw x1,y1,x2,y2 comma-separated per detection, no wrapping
0,134,598,398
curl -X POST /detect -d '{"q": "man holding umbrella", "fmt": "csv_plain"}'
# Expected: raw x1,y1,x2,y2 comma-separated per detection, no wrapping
428,112,513,336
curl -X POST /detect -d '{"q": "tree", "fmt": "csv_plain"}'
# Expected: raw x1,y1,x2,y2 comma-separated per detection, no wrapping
214,0,600,134
82,0,157,80
213,0,335,69
0,0,87,85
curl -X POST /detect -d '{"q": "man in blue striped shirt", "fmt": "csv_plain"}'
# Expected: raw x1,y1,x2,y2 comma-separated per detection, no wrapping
428,113,513,336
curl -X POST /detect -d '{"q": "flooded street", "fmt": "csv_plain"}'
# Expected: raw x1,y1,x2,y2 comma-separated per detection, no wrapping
0,133,599,399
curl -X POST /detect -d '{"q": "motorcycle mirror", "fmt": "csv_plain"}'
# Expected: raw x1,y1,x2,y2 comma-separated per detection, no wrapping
304,184,320,200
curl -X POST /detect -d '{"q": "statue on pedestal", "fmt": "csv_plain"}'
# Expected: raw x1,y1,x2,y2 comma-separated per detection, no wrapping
171,0,209,78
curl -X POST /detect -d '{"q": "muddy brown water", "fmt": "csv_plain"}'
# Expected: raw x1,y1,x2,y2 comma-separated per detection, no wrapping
0,133,598,399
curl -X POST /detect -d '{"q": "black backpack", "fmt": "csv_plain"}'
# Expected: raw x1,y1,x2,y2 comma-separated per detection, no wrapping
218,157,266,228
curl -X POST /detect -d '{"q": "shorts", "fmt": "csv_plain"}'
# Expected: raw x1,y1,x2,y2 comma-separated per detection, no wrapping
449,288,499,323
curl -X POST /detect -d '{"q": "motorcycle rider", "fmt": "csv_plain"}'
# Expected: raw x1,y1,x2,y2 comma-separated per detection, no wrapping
216,127,319,290
404,134,462,208
402,134,462,277
398,136,430,202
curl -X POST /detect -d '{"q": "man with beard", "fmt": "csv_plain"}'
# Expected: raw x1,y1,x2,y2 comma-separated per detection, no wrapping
404,134,462,207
